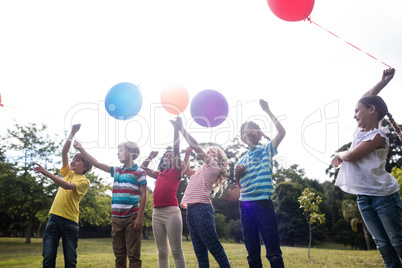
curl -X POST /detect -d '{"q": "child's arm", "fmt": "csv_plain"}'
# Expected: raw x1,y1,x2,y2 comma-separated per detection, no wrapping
171,119,183,171
260,100,286,149
133,184,147,230
62,124,81,169
34,163,76,190
331,134,386,167
182,146,196,177
171,117,211,165
73,141,110,173
140,151,159,179
362,68,395,97
235,165,245,187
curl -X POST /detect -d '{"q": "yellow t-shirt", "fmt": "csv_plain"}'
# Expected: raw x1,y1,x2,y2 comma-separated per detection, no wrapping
49,165,90,223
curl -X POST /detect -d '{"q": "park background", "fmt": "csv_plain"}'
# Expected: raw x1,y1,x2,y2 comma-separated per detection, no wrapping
1,0,402,266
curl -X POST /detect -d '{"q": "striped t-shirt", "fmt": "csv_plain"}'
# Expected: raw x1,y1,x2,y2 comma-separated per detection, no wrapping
110,164,147,217
235,142,277,201
180,158,219,209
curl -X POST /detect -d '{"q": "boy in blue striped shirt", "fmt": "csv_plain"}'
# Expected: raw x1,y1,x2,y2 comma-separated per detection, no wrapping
75,141,147,268
235,99,286,268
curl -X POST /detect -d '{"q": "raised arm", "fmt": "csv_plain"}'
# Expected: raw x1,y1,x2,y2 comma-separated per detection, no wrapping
170,118,183,171
362,68,395,98
170,117,210,165
34,163,76,190
73,141,110,173
62,124,81,169
140,151,160,179
182,146,196,177
260,99,286,149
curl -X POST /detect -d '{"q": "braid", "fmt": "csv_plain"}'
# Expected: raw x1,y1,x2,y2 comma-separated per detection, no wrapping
387,112,402,142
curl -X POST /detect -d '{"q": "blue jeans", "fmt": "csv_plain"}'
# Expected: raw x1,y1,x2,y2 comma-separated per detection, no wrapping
186,203,230,268
42,214,79,268
357,192,402,268
240,200,284,268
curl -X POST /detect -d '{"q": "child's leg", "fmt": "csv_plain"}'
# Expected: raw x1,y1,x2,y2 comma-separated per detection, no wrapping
358,194,402,267
240,201,263,268
42,214,62,268
60,217,79,268
187,205,210,267
112,216,128,268
253,200,284,268
152,208,170,268
165,207,186,268
189,204,230,268
125,213,142,268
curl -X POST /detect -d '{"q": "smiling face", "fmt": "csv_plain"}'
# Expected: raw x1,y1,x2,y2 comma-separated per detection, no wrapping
70,155,86,175
162,151,174,169
354,102,373,129
241,124,262,148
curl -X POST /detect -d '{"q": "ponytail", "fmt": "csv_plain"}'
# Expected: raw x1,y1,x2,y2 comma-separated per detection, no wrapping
386,112,402,142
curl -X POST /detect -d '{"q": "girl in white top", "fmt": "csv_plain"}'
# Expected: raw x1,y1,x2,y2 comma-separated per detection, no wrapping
171,117,230,268
332,68,402,268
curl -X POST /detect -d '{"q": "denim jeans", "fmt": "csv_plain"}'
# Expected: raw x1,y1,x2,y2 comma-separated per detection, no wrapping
186,203,230,268
240,200,284,268
357,192,402,268
42,214,79,268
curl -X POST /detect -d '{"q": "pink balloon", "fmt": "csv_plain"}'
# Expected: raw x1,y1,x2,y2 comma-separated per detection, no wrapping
267,0,315,22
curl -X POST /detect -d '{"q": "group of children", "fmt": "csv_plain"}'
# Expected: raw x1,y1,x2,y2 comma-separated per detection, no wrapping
34,68,402,268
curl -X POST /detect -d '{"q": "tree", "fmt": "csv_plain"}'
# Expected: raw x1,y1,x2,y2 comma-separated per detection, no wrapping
341,199,372,250
298,188,326,259
142,190,154,240
391,167,402,196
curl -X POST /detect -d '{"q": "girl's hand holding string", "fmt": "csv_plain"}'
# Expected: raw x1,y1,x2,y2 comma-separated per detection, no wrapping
382,68,395,84
259,99,270,113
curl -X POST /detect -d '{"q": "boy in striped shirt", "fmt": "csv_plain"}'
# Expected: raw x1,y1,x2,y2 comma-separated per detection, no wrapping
75,141,147,268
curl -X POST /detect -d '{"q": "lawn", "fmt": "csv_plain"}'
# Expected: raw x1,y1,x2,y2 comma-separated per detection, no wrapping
0,237,384,267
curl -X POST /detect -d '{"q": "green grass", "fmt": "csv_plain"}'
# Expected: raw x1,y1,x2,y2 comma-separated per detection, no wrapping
0,237,384,267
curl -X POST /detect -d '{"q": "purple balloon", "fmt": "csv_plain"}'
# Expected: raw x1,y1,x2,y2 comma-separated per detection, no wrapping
190,89,229,127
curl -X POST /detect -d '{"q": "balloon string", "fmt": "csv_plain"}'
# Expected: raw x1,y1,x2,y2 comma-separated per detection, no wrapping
229,99,259,110
306,17,392,68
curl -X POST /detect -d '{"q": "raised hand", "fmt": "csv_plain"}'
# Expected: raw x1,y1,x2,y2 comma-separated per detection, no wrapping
259,99,270,113
71,124,81,135
382,68,395,84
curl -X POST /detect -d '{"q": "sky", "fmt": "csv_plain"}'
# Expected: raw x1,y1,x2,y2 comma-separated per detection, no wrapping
1,0,402,185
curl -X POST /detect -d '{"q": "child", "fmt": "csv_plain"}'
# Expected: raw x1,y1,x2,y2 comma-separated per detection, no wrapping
235,99,286,268
332,68,402,267
140,119,186,268
74,139,147,268
170,117,230,268
34,124,92,268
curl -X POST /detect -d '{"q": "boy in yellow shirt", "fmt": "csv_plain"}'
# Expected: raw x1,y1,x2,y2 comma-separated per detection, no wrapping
34,124,92,268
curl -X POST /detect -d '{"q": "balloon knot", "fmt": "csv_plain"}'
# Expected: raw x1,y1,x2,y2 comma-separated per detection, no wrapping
305,16,312,23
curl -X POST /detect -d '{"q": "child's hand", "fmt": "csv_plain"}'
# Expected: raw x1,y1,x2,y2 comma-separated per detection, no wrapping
382,68,395,84
185,146,193,154
148,151,158,159
260,99,270,113
33,163,46,174
73,140,82,150
331,155,342,168
71,124,81,135
170,117,183,130
235,165,246,177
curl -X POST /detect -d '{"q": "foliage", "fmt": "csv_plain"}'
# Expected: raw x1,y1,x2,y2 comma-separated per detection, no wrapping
391,166,402,196
298,188,326,258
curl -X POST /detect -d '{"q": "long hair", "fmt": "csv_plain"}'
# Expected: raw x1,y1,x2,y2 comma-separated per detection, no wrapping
359,96,402,142
208,147,228,198
157,150,172,172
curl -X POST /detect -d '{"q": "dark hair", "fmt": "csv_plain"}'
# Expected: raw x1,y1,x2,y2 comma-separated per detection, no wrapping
73,153,93,175
157,150,172,172
240,121,271,141
119,142,140,161
359,96,402,142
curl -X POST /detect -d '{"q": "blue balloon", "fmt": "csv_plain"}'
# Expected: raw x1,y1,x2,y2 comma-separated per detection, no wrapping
105,82,143,120
190,89,229,127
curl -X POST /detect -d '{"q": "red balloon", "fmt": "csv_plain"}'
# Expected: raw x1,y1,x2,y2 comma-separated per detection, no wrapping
267,0,315,22
160,84,189,115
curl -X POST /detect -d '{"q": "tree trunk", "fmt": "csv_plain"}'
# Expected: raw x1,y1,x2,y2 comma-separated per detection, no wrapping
24,216,33,244
308,222,312,259
362,222,371,250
